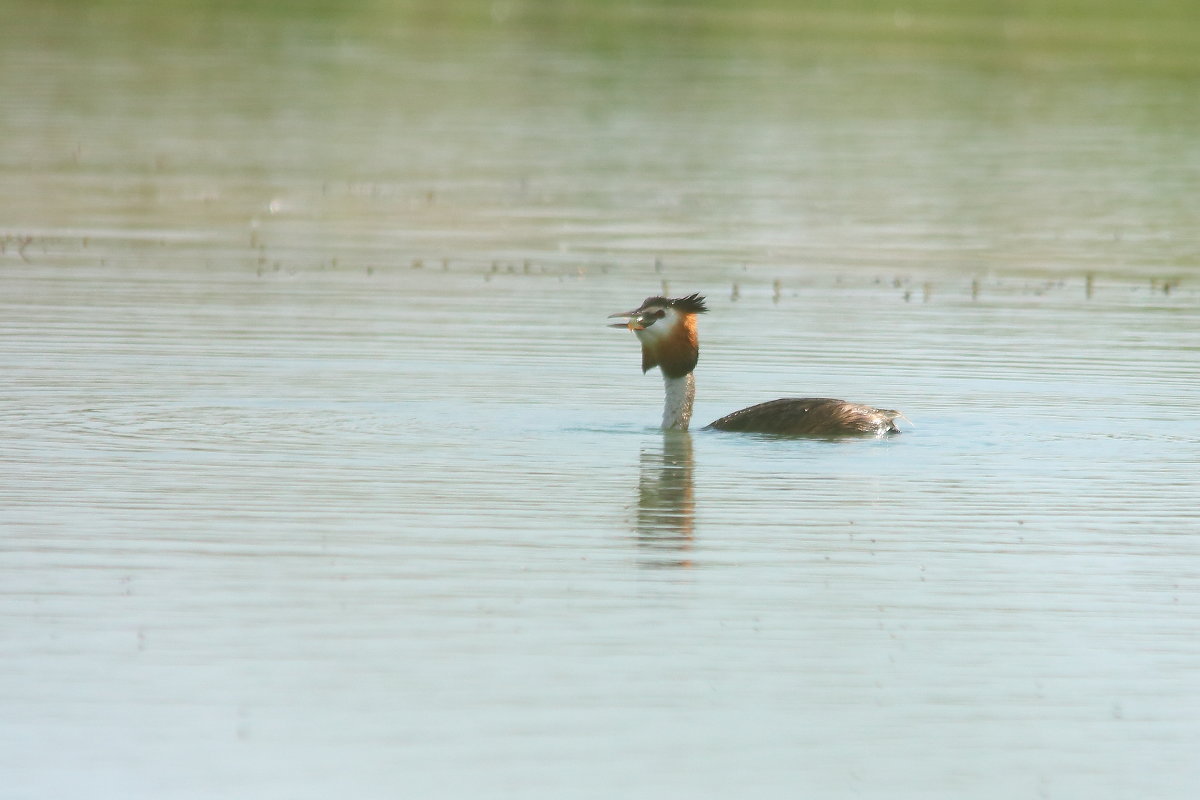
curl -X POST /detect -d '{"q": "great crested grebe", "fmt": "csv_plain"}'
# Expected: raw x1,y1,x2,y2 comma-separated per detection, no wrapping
608,293,902,436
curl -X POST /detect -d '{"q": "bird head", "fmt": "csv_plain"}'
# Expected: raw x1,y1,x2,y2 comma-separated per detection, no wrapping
607,293,707,378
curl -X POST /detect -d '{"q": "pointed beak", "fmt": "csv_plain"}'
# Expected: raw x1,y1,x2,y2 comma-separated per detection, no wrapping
607,310,644,330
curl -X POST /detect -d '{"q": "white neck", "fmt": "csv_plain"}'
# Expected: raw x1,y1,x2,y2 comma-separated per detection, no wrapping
662,373,695,431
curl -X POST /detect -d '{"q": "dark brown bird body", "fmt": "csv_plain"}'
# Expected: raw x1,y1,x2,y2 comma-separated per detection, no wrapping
706,397,901,437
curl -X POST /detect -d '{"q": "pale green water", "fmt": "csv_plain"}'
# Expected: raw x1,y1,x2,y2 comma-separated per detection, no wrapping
2,2,1199,798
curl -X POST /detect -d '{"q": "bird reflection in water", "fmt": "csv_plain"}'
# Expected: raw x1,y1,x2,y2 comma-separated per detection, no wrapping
635,431,695,568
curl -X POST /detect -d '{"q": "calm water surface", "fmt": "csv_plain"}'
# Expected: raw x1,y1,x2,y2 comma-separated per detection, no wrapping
3,2,1199,798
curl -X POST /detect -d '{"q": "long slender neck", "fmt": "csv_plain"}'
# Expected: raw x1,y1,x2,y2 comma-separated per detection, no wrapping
662,373,695,431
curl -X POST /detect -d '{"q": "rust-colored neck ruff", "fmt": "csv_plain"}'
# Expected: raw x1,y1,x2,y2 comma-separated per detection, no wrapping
641,314,699,379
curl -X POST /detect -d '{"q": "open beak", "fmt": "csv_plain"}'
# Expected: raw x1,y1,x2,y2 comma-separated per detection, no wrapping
607,310,644,330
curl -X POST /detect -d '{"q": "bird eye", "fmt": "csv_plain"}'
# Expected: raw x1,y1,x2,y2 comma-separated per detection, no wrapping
654,310,666,318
